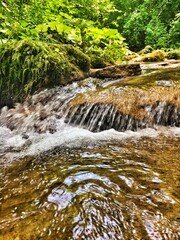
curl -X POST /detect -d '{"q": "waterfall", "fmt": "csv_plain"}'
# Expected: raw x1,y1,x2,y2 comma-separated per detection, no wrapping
65,103,146,132
0,70,179,136
146,101,179,126
0,89,179,135
65,102,179,132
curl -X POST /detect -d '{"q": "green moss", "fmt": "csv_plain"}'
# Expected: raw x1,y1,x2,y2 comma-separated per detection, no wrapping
138,45,154,55
89,49,114,68
137,50,165,62
64,45,90,71
90,56,111,68
0,39,90,107
166,50,180,60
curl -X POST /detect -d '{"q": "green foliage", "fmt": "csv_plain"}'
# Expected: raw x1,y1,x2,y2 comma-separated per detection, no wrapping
0,0,179,76
0,39,90,107
0,0,127,65
85,27,127,67
69,0,117,27
122,9,149,51
113,0,180,51
169,13,180,48
145,16,168,49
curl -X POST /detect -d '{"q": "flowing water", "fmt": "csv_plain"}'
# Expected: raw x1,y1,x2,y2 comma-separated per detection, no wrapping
0,63,180,240
0,134,180,240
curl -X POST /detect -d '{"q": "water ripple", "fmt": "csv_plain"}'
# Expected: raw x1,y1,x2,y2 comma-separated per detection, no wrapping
0,138,179,239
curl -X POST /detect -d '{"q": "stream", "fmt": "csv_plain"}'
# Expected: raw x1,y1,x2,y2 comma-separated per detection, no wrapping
0,62,180,239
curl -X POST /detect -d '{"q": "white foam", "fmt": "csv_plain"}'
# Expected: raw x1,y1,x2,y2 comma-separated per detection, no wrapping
0,124,179,163
0,126,27,152
23,126,158,156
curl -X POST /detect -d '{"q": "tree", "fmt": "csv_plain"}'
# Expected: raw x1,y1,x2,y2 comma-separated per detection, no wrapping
112,0,180,51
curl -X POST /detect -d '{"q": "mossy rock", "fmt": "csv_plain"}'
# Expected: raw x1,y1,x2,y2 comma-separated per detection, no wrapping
166,50,180,60
138,45,154,55
90,56,110,68
64,45,90,71
89,49,114,68
0,39,90,107
135,50,165,62
90,63,141,78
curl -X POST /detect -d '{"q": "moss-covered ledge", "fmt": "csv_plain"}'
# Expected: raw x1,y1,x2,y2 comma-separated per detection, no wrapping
0,39,90,107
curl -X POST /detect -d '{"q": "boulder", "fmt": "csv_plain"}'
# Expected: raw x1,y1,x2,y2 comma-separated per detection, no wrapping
138,45,154,55
166,50,180,60
135,50,165,62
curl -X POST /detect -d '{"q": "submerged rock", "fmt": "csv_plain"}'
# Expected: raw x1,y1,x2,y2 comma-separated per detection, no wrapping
155,80,172,87
67,70,180,132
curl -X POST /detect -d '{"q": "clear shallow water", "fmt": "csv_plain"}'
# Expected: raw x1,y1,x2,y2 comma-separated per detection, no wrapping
0,134,179,240
0,63,179,239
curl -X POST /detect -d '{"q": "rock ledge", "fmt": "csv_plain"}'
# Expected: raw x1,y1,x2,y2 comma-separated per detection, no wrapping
90,63,141,79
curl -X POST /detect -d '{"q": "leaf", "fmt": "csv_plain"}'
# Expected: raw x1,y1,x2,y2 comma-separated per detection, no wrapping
0,29,8,33
36,24,48,33
0,13,5,19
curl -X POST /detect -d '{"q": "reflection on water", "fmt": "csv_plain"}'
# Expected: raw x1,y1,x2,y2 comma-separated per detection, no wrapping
0,136,179,240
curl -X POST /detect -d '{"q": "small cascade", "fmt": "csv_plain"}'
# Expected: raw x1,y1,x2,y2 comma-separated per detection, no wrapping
65,103,147,132
0,80,97,133
65,101,179,132
146,101,179,126
0,77,179,135
0,89,179,135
